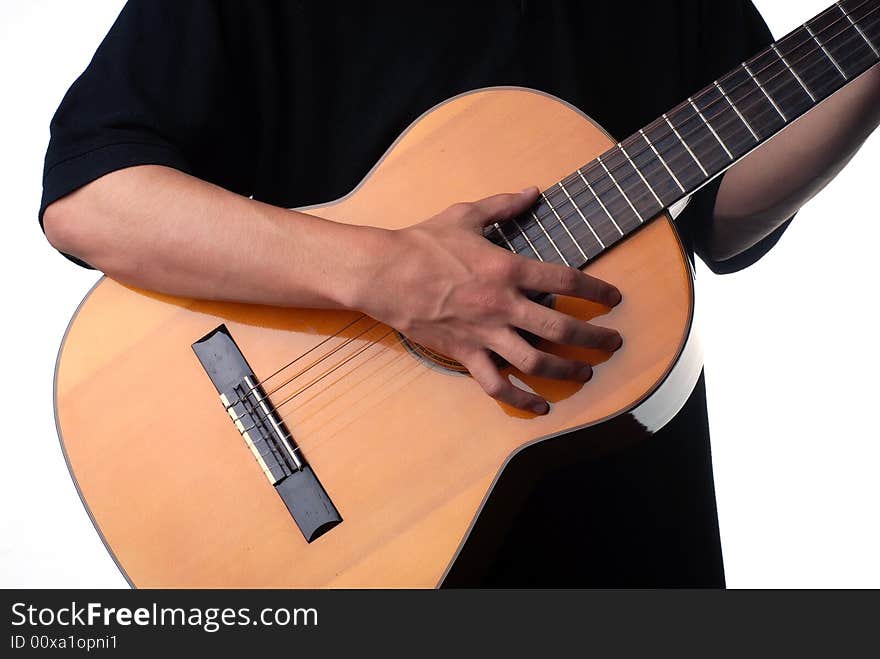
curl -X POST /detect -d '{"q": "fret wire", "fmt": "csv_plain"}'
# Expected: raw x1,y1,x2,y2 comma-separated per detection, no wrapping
541,193,587,261
661,113,708,177
530,210,569,265
577,169,623,235
742,62,788,121
714,80,760,142
687,96,733,160
596,154,645,223
848,4,880,59
511,217,543,261
776,24,840,97
638,128,685,193
491,223,515,252
771,43,818,101
618,143,664,207
804,23,849,79
561,175,635,244
839,1,880,55
557,182,605,249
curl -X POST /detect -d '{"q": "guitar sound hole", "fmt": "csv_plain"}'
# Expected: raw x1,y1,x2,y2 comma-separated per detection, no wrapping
398,294,556,375
398,334,470,375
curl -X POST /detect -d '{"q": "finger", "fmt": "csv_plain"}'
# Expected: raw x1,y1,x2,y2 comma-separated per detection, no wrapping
510,301,623,351
487,330,594,382
462,187,540,228
462,349,550,415
516,260,621,306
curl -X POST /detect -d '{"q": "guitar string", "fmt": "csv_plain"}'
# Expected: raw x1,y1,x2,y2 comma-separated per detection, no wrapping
290,355,433,458
229,326,402,434
233,332,416,455
285,347,420,447
521,4,880,257
541,0,879,224
266,19,880,444
246,313,367,389
248,316,382,404
252,344,431,462
226,3,878,411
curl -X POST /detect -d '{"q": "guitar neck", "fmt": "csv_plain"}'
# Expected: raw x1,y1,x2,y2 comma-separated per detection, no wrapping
489,0,880,268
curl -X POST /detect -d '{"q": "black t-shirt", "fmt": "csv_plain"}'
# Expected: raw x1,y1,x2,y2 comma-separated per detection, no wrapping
41,0,790,586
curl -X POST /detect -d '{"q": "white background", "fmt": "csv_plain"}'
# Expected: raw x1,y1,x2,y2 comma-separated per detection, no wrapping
0,0,877,588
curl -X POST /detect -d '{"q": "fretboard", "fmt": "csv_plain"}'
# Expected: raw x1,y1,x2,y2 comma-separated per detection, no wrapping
488,0,880,267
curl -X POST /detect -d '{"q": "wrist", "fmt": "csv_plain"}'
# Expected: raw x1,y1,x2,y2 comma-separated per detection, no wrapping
331,224,398,312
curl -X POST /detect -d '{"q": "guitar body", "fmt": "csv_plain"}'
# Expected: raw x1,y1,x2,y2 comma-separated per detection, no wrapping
54,87,699,587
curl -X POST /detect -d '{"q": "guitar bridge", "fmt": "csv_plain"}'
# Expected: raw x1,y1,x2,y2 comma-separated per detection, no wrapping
192,325,342,543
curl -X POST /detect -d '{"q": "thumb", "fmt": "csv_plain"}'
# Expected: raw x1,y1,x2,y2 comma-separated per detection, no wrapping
464,186,541,228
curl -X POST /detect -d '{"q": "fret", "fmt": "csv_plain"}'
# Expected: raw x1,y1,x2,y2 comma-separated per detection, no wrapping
596,154,644,223
503,221,538,257
714,80,759,142
644,119,706,190
638,128,685,194
748,48,814,119
804,23,847,80
542,184,606,257
557,182,605,251
540,192,589,261
617,143,664,207
838,1,879,57
510,217,543,261
827,2,880,79
717,66,785,140
620,135,682,206
841,0,880,54
856,3,880,53
661,112,708,177
577,165,641,234
688,96,733,160
776,24,842,100
519,213,564,264
772,43,817,102
530,209,570,266
491,223,515,252
741,62,788,122
577,169,624,239
599,146,666,216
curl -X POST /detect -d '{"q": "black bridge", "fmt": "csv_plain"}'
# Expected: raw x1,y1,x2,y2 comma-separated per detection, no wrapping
192,325,342,542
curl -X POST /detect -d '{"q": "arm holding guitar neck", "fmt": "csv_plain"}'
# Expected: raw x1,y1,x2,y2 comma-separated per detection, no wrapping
711,63,880,262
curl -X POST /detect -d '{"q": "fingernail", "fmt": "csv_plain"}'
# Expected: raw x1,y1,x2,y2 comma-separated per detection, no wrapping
531,400,549,415
521,186,539,195
607,288,622,306
606,333,623,351
578,365,593,381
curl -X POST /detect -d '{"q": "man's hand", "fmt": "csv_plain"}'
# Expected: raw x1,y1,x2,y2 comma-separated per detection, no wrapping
356,187,623,414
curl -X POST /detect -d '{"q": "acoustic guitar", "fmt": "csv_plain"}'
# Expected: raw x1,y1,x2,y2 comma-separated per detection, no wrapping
54,0,879,587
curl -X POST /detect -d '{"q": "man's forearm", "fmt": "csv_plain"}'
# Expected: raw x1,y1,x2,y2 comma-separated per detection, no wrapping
42,165,389,309
709,63,880,262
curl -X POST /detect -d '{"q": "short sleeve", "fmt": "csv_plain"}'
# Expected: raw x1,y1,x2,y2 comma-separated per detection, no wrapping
39,0,256,251
676,0,794,275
